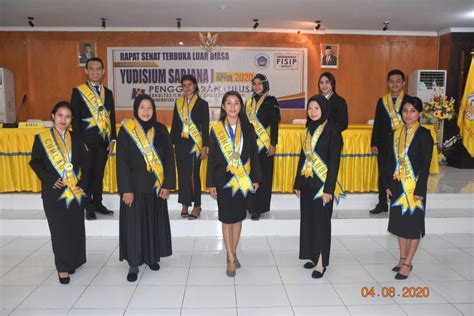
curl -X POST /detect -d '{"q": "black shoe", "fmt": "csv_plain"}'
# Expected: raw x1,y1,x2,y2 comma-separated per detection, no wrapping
68,269,76,275
311,267,326,279
369,205,388,214
251,213,260,221
58,273,70,284
395,263,413,280
86,210,97,220
392,258,406,272
303,261,316,269
127,272,138,282
95,205,114,215
149,263,160,271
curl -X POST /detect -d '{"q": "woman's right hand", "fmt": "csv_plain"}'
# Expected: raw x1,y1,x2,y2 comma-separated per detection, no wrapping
53,178,66,189
294,189,301,198
122,192,134,207
386,189,392,203
209,187,217,200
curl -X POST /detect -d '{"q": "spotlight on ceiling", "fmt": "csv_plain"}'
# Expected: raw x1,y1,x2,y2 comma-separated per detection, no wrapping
101,18,107,29
383,21,389,31
314,20,321,30
253,19,259,30
177,18,182,29
27,17,34,27
297,30,301,34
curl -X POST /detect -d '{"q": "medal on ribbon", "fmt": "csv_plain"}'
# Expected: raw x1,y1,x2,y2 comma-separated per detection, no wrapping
123,119,165,195
382,92,404,130
38,128,85,208
392,122,424,215
176,95,203,157
245,95,272,153
77,82,112,141
212,120,254,197
300,122,345,203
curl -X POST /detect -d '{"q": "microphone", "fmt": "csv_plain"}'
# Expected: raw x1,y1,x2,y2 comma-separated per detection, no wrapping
15,94,28,123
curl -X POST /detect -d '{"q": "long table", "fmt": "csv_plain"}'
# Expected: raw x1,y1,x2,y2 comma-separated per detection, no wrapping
0,124,438,193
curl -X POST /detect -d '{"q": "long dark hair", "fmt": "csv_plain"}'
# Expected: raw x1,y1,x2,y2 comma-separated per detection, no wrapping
318,72,337,93
219,91,246,121
52,101,72,115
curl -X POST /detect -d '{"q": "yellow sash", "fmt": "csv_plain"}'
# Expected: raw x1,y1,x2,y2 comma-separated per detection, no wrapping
122,119,165,195
38,128,85,208
382,92,404,130
245,95,272,153
176,95,203,157
300,122,345,203
392,122,424,214
77,83,112,141
211,120,254,197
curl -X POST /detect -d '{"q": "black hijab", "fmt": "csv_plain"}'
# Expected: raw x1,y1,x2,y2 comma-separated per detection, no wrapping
133,94,157,131
306,94,330,133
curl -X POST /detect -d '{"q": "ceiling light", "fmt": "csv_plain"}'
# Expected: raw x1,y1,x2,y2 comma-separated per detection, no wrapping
253,19,259,30
314,20,321,30
179,42,184,46
177,18,182,29
101,18,106,29
27,17,34,27
383,21,389,31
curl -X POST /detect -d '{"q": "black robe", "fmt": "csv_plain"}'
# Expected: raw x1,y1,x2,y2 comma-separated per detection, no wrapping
206,119,262,223
371,94,409,206
247,94,280,215
29,129,89,272
327,93,349,132
294,121,343,267
382,126,433,239
70,83,117,206
116,121,176,266
170,96,209,207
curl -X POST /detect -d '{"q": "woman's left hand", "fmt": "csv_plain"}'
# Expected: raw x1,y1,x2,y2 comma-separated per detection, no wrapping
200,147,208,160
413,195,423,202
253,183,260,191
322,193,333,204
267,145,276,157
159,188,170,200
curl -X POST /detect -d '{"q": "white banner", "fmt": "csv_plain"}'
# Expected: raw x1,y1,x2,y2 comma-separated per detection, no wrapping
107,46,307,111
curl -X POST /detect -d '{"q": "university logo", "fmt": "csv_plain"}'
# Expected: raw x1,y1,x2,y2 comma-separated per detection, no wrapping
254,54,270,69
131,88,145,99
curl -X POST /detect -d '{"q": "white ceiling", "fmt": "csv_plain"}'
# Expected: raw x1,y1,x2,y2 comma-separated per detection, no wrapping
0,0,473,33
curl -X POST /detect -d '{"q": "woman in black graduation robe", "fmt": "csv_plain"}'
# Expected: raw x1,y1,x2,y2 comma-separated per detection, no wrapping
318,72,348,132
207,91,262,277
116,94,176,282
294,94,343,279
171,75,209,219
245,74,280,220
30,101,89,284
382,96,433,280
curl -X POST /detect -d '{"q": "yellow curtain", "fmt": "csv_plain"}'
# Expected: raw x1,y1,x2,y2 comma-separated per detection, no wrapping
0,124,439,193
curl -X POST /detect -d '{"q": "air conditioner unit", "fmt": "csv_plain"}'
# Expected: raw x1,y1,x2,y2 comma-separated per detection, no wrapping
408,70,447,103
0,68,16,123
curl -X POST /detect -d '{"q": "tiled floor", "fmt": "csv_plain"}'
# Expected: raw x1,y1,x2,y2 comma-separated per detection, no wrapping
0,235,473,315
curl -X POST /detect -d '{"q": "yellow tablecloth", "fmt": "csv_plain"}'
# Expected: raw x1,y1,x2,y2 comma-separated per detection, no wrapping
0,124,438,193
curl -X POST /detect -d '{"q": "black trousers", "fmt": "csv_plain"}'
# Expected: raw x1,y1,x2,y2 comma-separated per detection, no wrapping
85,141,109,207
175,142,201,207
376,145,389,208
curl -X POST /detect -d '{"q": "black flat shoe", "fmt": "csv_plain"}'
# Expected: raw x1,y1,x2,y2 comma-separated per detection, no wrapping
127,272,138,282
369,206,388,214
58,273,70,284
311,267,326,279
95,205,114,215
251,213,260,221
303,261,316,269
86,210,97,220
149,263,160,271
392,257,406,272
395,263,413,280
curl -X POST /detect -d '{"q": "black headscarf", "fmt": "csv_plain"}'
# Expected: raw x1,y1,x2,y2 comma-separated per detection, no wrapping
133,94,157,131
252,73,270,95
306,94,330,133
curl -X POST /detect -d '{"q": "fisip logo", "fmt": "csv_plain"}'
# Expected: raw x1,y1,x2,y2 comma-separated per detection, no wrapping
254,54,270,69
274,54,299,70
